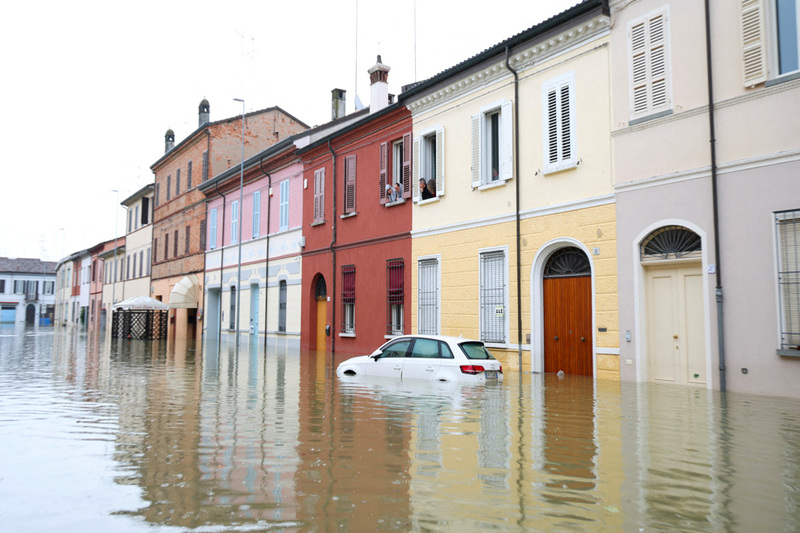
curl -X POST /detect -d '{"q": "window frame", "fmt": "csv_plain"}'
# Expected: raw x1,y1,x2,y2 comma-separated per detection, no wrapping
542,71,577,175
279,181,289,231
386,258,404,336
341,264,356,334
479,246,509,345
313,168,325,223
413,126,444,201
417,255,441,335
343,154,357,215
471,100,513,188
776,208,800,355
253,190,262,238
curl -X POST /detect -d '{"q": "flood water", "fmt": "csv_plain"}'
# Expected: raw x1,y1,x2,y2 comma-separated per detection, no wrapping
0,326,798,532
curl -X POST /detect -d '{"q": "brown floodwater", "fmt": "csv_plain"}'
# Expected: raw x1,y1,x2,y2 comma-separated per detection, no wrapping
0,325,798,532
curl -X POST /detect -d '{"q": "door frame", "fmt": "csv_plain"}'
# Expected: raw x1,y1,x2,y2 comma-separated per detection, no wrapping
530,238,595,374
632,220,713,388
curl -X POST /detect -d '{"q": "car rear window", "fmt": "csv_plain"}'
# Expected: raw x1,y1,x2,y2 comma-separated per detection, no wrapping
459,342,495,360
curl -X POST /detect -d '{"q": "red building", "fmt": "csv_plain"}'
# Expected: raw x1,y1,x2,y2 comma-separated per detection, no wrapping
300,57,413,356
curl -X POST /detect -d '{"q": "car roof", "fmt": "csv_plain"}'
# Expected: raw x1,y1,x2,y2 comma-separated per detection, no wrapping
385,334,482,345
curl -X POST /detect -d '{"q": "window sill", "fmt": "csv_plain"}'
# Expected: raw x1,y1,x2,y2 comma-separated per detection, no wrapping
339,332,356,338
384,333,404,339
542,161,578,176
311,220,326,227
777,348,800,357
484,341,509,349
629,109,673,127
340,212,357,219
415,196,440,205
476,179,510,191
765,71,800,87
385,199,406,207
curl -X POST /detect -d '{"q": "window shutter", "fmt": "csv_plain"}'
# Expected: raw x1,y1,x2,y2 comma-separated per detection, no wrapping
412,137,420,200
379,142,388,204
547,87,559,163
741,0,767,86
630,10,670,117
344,155,356,214
314,168,325,222
435,127,445,196
543,73,576,173
402,133,412,199
500,101,513,181
560,84,572,161
471,115,481,188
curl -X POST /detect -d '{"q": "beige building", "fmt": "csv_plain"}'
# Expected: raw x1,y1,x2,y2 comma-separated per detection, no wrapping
610,0,800,396
400,1,618,376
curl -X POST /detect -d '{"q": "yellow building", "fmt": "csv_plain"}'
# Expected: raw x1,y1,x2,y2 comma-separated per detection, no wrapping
400,1,618,377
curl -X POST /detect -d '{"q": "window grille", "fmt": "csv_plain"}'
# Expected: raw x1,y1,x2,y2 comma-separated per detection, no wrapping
418,258,439,335
386,259,404,335
480,251,506,343
776,209,800,352
640,225,701,261
315,275,327,299
341,265,355,333
544,247,591,278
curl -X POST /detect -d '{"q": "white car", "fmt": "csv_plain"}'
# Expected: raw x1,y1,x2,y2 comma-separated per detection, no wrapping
336,335,503,383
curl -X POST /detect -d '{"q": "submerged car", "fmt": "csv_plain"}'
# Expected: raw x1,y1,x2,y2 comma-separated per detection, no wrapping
336,335,503,383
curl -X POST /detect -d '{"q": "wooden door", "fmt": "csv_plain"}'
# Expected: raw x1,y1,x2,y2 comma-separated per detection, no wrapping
543,276,592,376
315,297,327,354
646,265,706,385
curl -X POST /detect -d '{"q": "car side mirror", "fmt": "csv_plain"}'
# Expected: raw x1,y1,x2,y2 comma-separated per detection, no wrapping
371,352,382,360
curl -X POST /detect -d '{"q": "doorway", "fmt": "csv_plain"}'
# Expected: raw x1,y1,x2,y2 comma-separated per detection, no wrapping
250,283,260,335
314,275,327,354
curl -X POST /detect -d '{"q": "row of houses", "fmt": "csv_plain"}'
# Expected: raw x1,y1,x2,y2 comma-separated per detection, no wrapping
54,0,800,398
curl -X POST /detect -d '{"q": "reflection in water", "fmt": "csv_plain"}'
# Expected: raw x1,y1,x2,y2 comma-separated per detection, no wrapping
0,326,799,531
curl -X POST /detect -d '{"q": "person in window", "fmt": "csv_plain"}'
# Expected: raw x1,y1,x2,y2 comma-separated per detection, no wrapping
386,183,398,203
420,178,434,200
394,182,402,200
426,178,437,198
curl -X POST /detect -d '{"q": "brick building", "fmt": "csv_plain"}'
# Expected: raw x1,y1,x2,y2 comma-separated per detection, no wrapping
150,99,308,341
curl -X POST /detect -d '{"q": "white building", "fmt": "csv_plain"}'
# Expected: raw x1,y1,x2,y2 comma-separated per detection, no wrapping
0,257,57,326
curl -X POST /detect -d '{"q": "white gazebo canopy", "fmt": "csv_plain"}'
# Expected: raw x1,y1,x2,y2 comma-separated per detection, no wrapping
112,296,169,311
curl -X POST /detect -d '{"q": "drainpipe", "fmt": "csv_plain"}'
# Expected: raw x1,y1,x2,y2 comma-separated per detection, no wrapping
704,0,726,391
328,140,338,359
214,181,228,344
506,46,523,373
259,157,273,354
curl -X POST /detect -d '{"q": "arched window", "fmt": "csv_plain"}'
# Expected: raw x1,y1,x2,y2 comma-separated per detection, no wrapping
314,276,327,299
640,225,701,262
544,247,591,278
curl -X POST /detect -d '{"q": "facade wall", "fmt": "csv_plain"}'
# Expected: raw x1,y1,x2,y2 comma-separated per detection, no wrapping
0,271,56,326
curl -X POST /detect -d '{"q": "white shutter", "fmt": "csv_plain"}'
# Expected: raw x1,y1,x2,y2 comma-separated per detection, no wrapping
379,142,388,205
741,0,767,86
471,114,481,188
500,101,513,181
435,127,445,196
542,72,576,174
629,8,671,117
412,137,420,201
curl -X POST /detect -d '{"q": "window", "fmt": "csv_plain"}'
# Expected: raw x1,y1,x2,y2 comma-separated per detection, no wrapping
253,190,262,238
0,280,4,293
471,101,513,187
278,280,287,333
209,209,218,249
176,168,181,196
629,8,671,119
279,181,289,231
128,210,133,233
413,127,444,200
742,0,800,85
418,257,440,335
135,205,140,230
199,219,206,251
166,175,171,201
230,286,237,330
173,229,178,258
126,256,130,280
776,209,800,353
146,248,151,275
202,150,209,182
43,281,54,295
185,225,190,254
187,161,193,189
139,251,143,278
24,280,37,299
155,184,160,206
343,154,357,215
231,200,239,244
153,238,158,262
380,134,412,204
14,280,24,294
142,197,150,225
543,72,577,174
480,249,507,344
387,259,404,335
341,265,355,333
164,233,169,260
313,168,325,223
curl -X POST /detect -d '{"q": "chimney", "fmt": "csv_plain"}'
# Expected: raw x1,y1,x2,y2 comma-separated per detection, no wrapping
198,98,210,126
331,89,346,120
165,129,175,153
368,55,391,114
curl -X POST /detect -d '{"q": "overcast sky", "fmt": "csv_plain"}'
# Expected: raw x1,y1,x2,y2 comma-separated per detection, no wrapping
1,0,578,262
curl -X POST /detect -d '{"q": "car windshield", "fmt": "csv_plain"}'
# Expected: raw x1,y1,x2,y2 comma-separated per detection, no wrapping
459,342,494,360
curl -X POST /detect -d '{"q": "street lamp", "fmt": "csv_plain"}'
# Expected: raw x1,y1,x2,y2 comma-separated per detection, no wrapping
233,98,245,351
111,189,119,320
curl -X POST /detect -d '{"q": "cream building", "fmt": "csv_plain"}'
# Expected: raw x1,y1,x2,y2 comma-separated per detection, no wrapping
400,0,618,377
120,185,154,304
610,0,800,396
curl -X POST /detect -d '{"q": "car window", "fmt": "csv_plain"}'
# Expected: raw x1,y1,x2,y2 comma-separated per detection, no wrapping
459,342,494,360
381,340,411,358
440,342,454,359
410,338,440,358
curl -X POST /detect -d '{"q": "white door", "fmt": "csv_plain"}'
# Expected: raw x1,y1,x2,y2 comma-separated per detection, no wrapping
646,264,706,385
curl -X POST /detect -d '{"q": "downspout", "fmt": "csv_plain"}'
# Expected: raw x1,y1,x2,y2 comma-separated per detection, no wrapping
506,46,523,373
704,0,726,391
259,157,273,354
328,140,338,359
214,181,228,344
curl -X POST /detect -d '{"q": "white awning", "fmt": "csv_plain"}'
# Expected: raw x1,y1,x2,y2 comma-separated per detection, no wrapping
169,274,200,309
113,295,169,311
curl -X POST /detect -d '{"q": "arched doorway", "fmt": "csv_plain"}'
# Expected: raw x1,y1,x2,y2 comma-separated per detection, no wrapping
25,304,36,325
641,225,706,385
543,247,592,376
314,276,327,354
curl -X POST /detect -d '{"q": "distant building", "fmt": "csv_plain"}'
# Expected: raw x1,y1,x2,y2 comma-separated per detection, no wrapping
55,250,91,328
0,257,57,326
